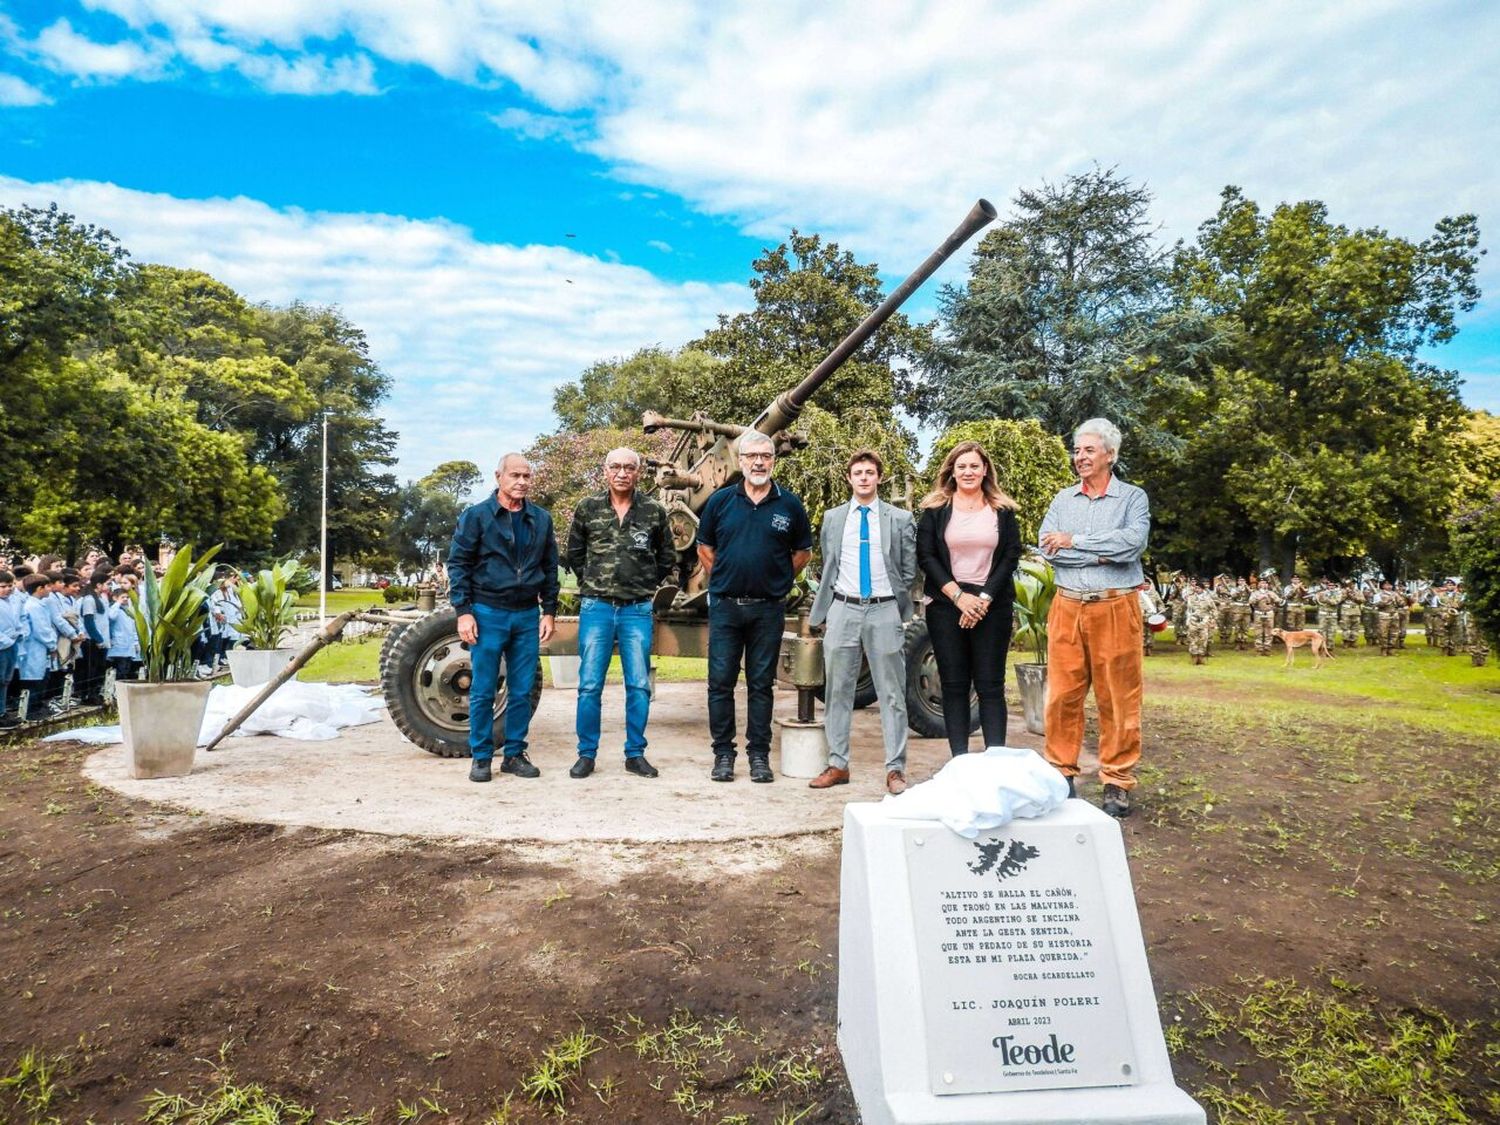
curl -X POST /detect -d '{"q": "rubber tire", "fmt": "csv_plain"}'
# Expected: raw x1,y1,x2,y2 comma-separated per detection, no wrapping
812,655,879,710
381,606,545,758
902,618,981,739
377,620,409,679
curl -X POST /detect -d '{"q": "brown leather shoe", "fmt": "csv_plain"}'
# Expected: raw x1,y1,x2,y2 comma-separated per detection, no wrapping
808,766,850,789
886,770,908,795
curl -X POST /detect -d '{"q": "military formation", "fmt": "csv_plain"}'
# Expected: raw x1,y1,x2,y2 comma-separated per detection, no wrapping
1159,574,1487,665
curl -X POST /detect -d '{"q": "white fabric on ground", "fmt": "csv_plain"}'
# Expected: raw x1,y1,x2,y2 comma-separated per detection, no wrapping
43,682,385,746
882,745,1068,837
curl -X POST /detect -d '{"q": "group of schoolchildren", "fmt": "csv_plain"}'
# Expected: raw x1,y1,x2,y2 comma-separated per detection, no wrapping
0,549,246,728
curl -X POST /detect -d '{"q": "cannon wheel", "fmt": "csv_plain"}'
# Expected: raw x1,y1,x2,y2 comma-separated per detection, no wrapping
902,619,980,738
382,606,544,757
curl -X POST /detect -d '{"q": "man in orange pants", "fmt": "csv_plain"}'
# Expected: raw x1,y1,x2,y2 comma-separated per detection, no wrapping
1037,419,1151,818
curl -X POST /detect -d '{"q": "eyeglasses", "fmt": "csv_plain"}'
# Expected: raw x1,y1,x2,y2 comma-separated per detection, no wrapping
605,464,639,474
740,453,774,463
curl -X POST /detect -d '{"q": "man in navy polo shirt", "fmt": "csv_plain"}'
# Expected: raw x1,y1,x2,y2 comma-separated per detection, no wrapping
449,452,560,783
695,431,813,783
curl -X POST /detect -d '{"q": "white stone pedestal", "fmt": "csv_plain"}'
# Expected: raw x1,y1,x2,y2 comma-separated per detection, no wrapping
838,800,1203,1125
775,717,828,778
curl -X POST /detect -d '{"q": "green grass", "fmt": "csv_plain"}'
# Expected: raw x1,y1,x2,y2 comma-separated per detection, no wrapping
292,589,385,613
1143,642,1500,740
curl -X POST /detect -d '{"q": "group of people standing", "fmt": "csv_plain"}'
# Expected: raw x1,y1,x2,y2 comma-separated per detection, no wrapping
0,553,144,726
1165,574,1486,664
448,417,1151,820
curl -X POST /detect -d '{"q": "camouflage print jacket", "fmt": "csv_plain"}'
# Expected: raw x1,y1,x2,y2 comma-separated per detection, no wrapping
565,491,677,602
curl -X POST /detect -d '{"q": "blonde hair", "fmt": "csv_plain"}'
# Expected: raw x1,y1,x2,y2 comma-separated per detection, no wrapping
919,441,1018,511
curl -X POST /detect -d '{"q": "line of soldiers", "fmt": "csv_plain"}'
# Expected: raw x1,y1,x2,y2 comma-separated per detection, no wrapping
1158,575,1487,665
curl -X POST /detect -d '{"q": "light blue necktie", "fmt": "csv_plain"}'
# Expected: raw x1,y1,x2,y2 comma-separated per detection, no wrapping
858,505,872,600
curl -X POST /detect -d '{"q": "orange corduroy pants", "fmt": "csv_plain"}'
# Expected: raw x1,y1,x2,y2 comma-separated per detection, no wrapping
1043,591,1143,790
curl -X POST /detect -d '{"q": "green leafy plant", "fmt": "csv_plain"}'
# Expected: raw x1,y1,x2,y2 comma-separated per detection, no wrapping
232,560,303,649
130,544,223,682
1012,556,1056,664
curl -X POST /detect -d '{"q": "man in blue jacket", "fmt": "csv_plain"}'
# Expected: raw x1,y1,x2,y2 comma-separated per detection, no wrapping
448,453,560,782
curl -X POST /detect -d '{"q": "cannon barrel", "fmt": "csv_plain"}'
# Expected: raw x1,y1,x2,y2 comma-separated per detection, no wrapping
750,197,997,437
642,410,747,439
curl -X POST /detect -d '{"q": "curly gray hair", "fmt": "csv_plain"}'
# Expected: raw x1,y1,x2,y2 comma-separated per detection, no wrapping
1073,418,1122,461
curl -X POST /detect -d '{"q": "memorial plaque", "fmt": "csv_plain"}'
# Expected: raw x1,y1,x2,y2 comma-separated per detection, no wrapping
904,822,1137,1095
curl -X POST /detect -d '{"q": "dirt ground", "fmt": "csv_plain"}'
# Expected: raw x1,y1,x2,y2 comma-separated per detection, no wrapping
1,672,1496,1123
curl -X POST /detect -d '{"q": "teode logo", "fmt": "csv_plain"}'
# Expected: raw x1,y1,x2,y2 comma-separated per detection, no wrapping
990,1033,1076,1067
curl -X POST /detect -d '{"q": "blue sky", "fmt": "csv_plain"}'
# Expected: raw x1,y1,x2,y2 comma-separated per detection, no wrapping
1,0,1496,485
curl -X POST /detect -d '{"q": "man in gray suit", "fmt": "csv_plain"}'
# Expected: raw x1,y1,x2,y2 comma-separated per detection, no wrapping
807,449,918,795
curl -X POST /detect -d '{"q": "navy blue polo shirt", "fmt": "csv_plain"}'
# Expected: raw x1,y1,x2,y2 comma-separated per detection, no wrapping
696,481,813,598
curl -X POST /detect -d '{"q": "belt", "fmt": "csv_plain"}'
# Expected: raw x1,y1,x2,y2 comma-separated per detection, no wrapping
721,595,778,605
586,594,651,606
1056,587,1134,603
832,591,896,606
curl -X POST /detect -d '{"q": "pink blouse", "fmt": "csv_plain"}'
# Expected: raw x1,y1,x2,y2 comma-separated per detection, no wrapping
945,507,998,585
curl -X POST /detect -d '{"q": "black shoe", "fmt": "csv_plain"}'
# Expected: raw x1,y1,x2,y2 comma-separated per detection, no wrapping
710,753,735,782
469,758,492,783
1102,784,1131,818
1064,775,1076,799
501,752,541,778
0,716,19,730
569,756,595,778
748,754,774,783
625,756,659,778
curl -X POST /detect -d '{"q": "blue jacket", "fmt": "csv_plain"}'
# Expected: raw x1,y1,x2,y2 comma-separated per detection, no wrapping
45,591,81,641
0,594,24,653
18,596,57,680
105,602,141,659
448,494,560,616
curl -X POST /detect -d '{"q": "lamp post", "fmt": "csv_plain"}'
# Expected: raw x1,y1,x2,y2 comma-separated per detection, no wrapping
319,411,331,629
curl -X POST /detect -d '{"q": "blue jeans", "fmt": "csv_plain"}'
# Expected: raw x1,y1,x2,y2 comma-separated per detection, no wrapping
467,602,540,761
0,645,15,715
707,598,784,759
576,597,654,759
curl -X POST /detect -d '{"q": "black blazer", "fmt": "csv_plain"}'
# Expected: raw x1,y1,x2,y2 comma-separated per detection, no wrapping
916,503,1022,605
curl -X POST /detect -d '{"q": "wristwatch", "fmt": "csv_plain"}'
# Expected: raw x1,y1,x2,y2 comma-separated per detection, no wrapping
978,592,992,602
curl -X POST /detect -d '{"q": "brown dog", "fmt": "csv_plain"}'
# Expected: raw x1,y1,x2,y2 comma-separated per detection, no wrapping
1271,628,1334,669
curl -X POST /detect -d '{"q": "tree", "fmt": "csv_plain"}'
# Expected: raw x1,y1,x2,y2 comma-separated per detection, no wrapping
1452,494,1500,649
691,229,928,426
552,347,719,431
524,428,678,544
418,460,483,502
924,419,1074,548
908,168,1181,444
1139,188,1482,576
774,405,919,534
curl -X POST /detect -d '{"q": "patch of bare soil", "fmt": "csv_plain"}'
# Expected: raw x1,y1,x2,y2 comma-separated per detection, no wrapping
1,692,1495,1121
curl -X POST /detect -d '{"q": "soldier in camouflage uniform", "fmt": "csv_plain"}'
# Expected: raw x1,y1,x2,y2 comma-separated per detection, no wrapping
1247,576,1283,655
1338,580,1364,647
1169,575,1189,644
564,447,678,778
1439,584,1465,656
1395,585,1413,648
1371,580,1401,656
1138,581,1166,656
1314,579,1342,645
1229,576,1252,650
1212,576,1234,645
1184,578,1217,665
1282,576,1310,631
1360,582,1380,645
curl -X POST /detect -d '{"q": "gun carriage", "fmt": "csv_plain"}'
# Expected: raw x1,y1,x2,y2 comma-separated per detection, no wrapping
379,200,998,758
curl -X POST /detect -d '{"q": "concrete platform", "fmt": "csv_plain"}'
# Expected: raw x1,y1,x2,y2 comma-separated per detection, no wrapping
81,682,1050,844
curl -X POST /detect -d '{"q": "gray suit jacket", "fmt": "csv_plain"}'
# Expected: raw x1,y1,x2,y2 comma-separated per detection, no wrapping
809,499,918,626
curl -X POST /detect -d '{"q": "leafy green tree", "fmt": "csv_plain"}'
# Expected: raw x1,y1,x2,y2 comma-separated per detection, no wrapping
552,347,719,431
691,230,928,426
524,428,678,543
418,460,482,502
925,419,1074,547
774,405,919,534
1452,494,1500,648
1140,188,1482,576
908,168,1183,444
388,460,483,573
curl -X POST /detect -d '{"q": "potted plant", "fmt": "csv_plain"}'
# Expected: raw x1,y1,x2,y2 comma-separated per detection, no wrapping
118,544,222,778
227,560,304,686
1012,556,1056,735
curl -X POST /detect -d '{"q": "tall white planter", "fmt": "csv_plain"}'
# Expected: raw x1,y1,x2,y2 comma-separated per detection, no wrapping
227,648,297,687
117,680,214,779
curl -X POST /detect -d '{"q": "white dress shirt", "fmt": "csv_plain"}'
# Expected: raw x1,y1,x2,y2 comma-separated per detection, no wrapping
835,499,894,598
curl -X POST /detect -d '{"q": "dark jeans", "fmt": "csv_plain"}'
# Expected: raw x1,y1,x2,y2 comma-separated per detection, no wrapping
467,602,540,761
926,593,1012,755
110,656,139,682
707,598,784,759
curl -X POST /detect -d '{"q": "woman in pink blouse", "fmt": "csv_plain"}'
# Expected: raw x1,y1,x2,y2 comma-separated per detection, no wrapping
915,441,1022,755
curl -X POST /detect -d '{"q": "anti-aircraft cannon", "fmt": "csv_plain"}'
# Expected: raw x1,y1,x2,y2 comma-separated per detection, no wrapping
380,199,998,757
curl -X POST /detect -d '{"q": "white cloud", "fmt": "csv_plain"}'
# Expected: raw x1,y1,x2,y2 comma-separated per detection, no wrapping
646,239,671,254
0,175,749,479
489,107,589,144
33,17,165,80
0,72,50,105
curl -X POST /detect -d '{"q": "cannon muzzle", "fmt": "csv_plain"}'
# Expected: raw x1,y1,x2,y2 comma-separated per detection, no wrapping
751,197,997,436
